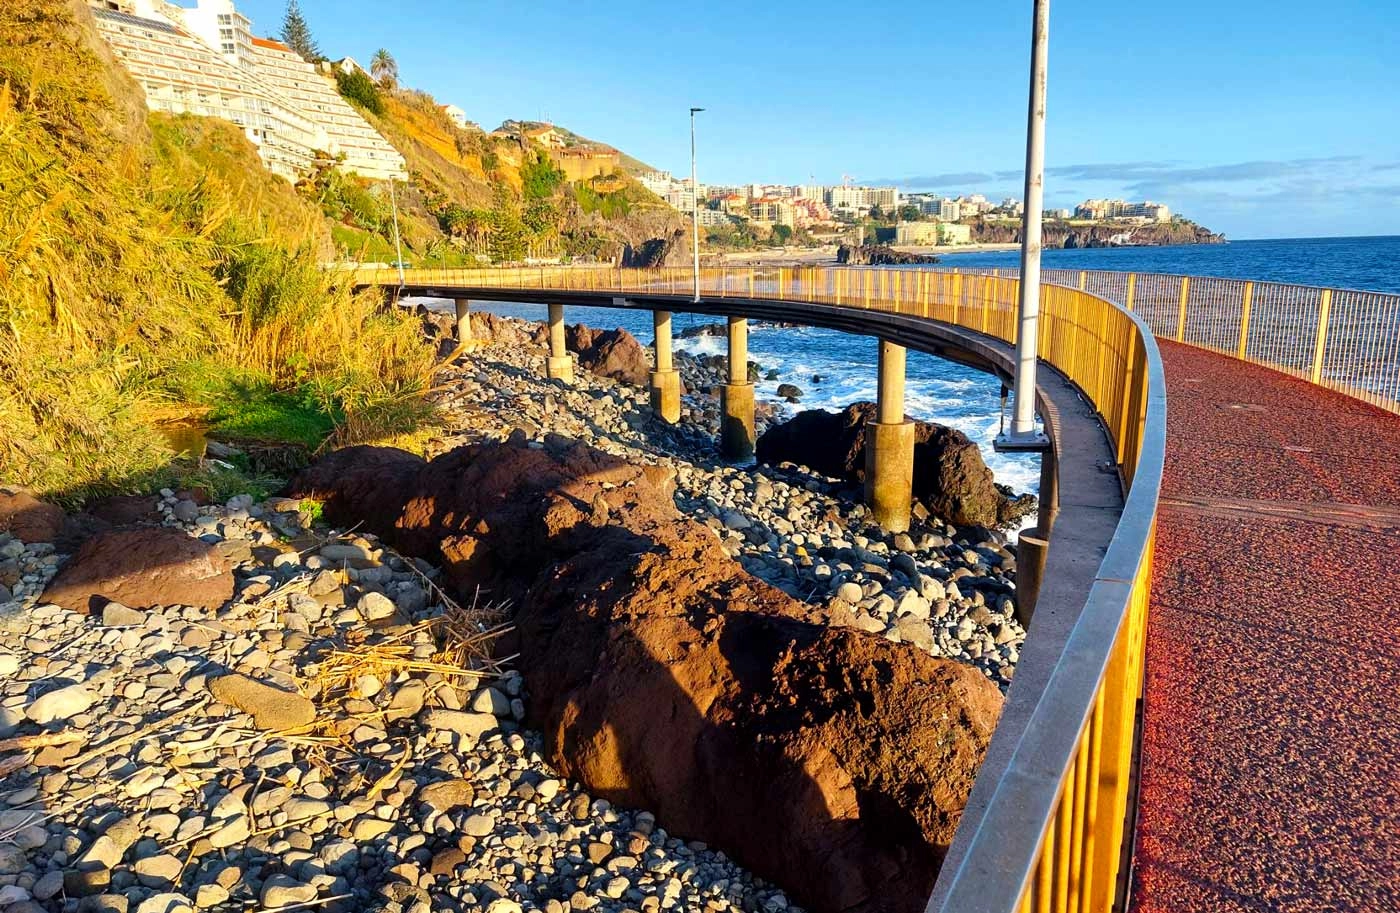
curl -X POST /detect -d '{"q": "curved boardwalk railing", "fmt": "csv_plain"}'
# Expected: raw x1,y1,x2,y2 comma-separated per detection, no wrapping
943,266,1400,413
357,263,1164,913
354,261,1397,911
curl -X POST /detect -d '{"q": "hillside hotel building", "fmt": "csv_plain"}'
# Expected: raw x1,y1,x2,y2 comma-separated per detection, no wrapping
88,0,407,182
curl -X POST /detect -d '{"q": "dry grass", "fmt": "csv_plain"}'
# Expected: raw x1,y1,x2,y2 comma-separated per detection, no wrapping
315,587,514,703
0,0,438,502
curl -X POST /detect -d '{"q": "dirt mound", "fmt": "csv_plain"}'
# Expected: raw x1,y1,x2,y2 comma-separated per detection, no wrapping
287,440,1002,913
41,527,235,615
756,402,1036,527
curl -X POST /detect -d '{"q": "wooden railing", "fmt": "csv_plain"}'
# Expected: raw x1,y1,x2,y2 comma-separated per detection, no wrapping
353,264,1165,913
941,266,1400,414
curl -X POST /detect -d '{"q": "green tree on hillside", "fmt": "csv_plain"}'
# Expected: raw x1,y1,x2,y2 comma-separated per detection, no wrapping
520,155,566,201
771,224,793,245
371,49,398,88
280,0,321,62
490,206,527,262
335,68,383,115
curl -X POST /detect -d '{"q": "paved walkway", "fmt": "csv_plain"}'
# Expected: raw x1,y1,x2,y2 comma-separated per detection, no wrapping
1131,341,1400,913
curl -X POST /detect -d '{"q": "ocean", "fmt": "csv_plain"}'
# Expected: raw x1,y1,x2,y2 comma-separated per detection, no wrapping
936,235,1400,294
450,236,1400,506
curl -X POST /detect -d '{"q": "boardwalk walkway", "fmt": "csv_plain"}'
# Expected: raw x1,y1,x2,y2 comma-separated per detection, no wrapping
1131,341,1400,913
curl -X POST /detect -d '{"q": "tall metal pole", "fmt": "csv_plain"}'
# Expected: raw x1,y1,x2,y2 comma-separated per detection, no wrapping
1000,0,1051,449
690,107,704,303
387,176,405,288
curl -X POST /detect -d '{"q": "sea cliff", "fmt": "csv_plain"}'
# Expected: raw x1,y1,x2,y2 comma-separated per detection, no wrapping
969,219,1224,248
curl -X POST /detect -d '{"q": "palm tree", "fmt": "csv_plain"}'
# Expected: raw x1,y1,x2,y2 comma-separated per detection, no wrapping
370,49,398,89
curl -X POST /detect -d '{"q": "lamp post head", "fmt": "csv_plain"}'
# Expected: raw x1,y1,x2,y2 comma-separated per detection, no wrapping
690,107,705,114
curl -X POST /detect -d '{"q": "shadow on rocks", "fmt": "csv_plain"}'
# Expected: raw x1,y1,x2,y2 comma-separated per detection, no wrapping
287,437,1004,913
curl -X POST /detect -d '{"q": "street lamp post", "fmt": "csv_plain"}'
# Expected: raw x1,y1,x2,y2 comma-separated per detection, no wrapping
690,106,704,303
387,175,405,289
996,0,1051,452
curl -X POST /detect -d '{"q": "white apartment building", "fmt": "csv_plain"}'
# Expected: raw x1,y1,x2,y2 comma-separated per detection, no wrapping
827,185,900,211
1075,199,1171,222
249,36,405,179
938,199,962,221
895,222,940,245
88,0,405,182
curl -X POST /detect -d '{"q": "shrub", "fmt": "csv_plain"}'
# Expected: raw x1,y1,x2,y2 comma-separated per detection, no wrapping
335,67,384,116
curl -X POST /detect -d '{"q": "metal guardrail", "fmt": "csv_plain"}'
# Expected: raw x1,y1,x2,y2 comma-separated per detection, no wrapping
943,266,1400,414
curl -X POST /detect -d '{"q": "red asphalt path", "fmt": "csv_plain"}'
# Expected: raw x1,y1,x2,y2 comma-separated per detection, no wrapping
1130,341,1400,913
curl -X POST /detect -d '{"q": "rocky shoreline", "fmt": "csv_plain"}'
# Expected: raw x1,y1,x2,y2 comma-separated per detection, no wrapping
0,308,1034,913
0,491,796,913
424,309,1029,687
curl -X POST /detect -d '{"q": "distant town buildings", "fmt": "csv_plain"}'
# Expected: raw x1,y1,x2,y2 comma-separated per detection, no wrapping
1075,199,1171,222
637,170,1180,242
88,0,406,181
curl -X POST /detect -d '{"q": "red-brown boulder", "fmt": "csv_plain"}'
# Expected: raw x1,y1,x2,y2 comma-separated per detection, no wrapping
41,527,235,615
287,441,1003,913
565,324,651,387
0,489,66,543
756,402,1036,527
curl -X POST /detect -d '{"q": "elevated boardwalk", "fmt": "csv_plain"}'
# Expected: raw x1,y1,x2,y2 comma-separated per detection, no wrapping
354,265,1400,913
1133,341,1400,913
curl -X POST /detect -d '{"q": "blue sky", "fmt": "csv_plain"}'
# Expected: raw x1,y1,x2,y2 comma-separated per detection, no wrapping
234,0,1400,239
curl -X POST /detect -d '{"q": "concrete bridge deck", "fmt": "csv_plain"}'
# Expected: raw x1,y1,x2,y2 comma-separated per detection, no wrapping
1132,341,1400,913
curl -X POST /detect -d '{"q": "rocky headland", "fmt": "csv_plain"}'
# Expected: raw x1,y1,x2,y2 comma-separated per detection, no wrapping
968,219,1225,248
835,245,940,266
0,305,1038,913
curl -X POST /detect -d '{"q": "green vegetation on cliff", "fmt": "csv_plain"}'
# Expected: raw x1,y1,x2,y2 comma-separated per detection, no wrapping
0,0,434,503
326,85,683,264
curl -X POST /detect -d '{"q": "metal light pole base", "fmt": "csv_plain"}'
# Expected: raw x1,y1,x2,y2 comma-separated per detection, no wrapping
994,429,1051,453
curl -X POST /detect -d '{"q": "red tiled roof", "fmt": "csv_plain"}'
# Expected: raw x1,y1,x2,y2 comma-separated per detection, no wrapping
252,37,291,52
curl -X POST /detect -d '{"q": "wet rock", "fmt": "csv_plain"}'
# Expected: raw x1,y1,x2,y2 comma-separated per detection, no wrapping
756,402,1035,527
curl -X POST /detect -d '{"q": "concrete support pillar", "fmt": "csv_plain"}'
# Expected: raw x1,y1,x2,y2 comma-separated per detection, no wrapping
546,302,573,383
650,310,681,423
726,316,748,384
1013,447,1058,628
453,298,471,345
864,339,916,532
721,316,755,461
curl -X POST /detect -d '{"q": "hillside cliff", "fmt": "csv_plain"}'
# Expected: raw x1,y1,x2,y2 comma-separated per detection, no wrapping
319,86,684,265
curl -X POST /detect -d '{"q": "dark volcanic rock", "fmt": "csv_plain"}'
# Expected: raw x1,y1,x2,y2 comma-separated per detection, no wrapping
756,402,1035,528
416,305,542,351
0,489,66,543
42,527,235,614
83,494,163,526
677,321,725,339
287,441,1002,913
619,228,690,268
776,383,804,402
564,324,651,387
836,244,939,265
